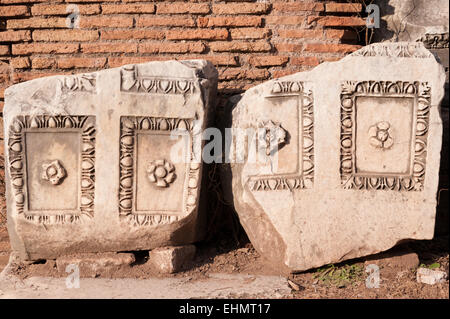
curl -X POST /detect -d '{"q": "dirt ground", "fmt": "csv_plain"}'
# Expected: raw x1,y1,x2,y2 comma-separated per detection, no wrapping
1,230,448,299
0,158,449,299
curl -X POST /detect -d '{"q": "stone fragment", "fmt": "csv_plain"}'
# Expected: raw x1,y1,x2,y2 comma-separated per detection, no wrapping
224,42,446,272
3,60,217,261
416,267,448,285
56,252,135,278
149,245,196,274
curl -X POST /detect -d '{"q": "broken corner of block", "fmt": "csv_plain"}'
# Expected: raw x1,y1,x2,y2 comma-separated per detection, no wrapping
226,42,446,272
2,60,218,262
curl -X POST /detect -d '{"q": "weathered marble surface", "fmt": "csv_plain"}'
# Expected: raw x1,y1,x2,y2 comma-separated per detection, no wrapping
3,60,217,261
375,0,449,44
224,42,446,272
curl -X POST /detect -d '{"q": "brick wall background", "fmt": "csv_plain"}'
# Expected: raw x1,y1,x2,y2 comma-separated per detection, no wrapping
0,0,367,103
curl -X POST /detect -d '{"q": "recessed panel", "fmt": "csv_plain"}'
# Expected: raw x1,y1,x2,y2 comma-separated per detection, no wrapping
247,81,314,191
263,97,300,175
355,96,414,175
135,132,187,213
340,81,430,191
26,132,80,211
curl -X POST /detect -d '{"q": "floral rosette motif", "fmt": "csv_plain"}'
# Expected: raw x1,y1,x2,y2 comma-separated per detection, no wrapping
369,121,394,150
146,159,176,188
41,160,67,185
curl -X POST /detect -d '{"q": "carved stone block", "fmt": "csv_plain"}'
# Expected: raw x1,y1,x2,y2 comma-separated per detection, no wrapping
225,42,445,272
3,60,217,261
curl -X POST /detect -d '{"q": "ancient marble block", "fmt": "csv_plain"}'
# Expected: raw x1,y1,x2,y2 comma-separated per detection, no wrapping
225,42,446,272
3,60,217,261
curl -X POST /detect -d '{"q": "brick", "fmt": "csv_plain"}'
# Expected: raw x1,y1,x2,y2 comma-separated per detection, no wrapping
195,55,238,66
12,43,79,55
57,57,107,69
0,74,9,86
0,5,29,17
0,30,31,42
31,4,100,15
108,56,170,68
278,29,323,39
230,28,270,39
273,69,301,78
102,3,155,14
148,246,194,274
139,42,206,54
157,3,210,14
81,42,137,54
108,56,172,68
0,45,10,56
326,3,363,13
33,30,99,42
303,43,362,53
326,29,358,41
219,68,269,81
7,17,67,29
308,16,366,27
265,16,306,25
0,60,10,72
198,16,262,28
272,2,324,12
101,29,164,40
212,3,270,15
322,57,342,63
275,43,302,53
210,41,271,53
10,57,30,69
79,16,134,28
218,82,251,94
248,56,289,67
32,57,55,69
169,55,240,67
290,56,320,66
137,16,195,27
184,55,239,66
12,71,66,83
55,253,135,277
166,29,228,40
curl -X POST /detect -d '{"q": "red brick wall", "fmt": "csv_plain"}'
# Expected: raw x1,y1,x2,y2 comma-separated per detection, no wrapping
0,0,366,102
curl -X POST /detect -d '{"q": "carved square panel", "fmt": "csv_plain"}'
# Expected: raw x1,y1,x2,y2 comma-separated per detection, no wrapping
340,81,431,191
8,115,96,224
26,132,79,211
119,116,199,226
248,81,314,191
